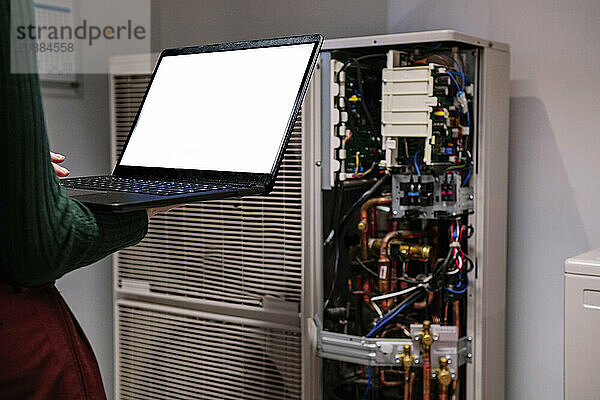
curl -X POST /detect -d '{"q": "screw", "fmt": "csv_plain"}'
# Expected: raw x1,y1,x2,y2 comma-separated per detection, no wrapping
381,121,386,126
467,336,473,342
382,79,387,84
414,359,420,364
393,210,398,216
469,195,474,200
315,161,321,167
467,353,472,359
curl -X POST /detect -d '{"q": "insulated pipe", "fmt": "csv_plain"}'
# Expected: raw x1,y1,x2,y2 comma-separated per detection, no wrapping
357,197,391,260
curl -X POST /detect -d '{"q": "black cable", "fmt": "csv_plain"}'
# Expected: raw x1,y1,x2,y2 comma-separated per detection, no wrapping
366,287,426,338
354,257,378,278
323,179,345,312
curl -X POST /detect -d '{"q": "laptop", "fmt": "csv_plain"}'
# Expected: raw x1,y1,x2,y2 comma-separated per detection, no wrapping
61,34,323,212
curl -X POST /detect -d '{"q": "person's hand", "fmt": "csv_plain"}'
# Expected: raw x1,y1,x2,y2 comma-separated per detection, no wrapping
51,152,70,177
146,204,185,219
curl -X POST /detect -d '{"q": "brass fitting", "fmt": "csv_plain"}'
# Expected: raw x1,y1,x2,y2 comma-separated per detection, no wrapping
400,344,415,371
398,243,432,261
357,219,368,232
419,320,434,350
435,357,452,388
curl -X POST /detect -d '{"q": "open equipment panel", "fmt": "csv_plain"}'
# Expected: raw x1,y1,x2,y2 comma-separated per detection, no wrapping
304,32,509,400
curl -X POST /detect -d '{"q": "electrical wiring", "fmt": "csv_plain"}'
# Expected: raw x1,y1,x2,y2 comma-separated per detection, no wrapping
446,275,469,294
445,71,462,92
462,168,472,187
351,162,378,179
413,152,421,176
354,257,379,278
366,288,426,338
361,367,372,400
370,280,429,302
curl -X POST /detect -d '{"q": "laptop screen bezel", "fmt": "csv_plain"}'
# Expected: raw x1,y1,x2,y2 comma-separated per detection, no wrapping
113,34,323,192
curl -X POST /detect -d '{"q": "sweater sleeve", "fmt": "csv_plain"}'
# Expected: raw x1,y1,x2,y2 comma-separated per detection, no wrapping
0,0,148,287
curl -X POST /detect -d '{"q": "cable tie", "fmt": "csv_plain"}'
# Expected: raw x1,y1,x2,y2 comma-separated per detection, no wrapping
450,241,461,248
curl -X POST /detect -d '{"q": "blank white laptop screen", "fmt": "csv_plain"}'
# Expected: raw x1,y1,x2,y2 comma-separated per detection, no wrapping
119,43,315,174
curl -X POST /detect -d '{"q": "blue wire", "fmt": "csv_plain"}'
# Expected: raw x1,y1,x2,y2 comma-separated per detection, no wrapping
361,367,372,399
446,276,469,294
414,152,421,176
462,168,472,187
366,299,413,338
446,56,465,90
445,72,461,91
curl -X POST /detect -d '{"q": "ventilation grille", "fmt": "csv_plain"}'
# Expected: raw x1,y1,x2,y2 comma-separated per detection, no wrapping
118,303,301,400
112,75,152,157
112,74,303,307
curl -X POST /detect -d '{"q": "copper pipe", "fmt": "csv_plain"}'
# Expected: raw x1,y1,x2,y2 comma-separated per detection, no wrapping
404,369,410,400
413,291,434,310
423,350,431,400
358,197,391,260
452,300,461,400
408,372,416,400
378,231,408,295
380,368,403,387
439,387,448,400
378,231,425,296
453,300,461,336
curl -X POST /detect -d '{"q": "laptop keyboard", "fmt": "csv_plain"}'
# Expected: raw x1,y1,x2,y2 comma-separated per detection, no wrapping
61,176,234,196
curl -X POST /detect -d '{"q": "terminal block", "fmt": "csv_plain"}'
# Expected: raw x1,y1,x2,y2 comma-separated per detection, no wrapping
391,173,473,219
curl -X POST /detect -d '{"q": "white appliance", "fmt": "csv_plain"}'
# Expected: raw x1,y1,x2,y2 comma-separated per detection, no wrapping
109,30,509,400
565,248,600,399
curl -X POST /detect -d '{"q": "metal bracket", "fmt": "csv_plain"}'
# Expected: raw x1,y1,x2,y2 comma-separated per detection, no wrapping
315,316,473,368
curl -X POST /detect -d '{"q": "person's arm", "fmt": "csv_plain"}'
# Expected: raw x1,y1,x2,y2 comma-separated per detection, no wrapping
0,0,149,287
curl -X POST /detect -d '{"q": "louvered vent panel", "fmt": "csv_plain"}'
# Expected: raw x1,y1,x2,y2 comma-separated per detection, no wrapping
112,74,303,307
113,75,152,156
118,303,301,400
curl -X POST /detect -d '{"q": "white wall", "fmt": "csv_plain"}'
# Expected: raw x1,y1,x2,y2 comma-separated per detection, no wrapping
152,0,388,50
42,75,115,400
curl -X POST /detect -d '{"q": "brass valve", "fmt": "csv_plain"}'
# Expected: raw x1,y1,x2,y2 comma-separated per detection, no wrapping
357,219,368,232
400,344,415,371
435,357,452,388
418,320,434,349
398,243,432,261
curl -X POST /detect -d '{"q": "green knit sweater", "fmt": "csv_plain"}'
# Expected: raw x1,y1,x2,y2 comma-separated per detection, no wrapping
0,0,148,287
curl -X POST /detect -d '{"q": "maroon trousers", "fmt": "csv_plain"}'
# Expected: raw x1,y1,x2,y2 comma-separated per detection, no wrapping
0,282,106,400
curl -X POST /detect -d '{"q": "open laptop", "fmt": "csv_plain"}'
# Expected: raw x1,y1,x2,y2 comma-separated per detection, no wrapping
61,34,323,212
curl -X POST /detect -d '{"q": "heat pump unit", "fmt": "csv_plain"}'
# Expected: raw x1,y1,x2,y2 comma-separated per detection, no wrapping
110,30,509,400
